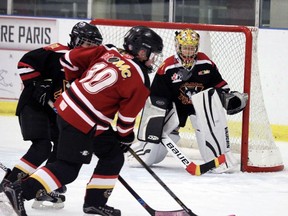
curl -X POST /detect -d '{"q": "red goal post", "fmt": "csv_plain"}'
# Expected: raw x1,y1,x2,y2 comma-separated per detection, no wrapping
91,19,284,173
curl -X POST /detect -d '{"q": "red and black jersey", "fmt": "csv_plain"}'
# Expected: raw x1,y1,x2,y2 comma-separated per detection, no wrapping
16,43,70,115
151,52,229,127
56,45,150,137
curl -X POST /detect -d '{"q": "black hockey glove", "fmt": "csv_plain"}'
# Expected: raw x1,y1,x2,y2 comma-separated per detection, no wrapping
216,89,248,115
33,79,52,106
117,132,135,153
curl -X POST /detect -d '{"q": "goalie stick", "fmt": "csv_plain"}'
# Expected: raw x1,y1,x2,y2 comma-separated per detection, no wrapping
48,100,224,176
161,136,226,176
118,175,191,216
128,148,197,216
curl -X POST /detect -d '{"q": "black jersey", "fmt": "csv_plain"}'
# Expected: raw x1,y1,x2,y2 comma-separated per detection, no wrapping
16,43,70,115
151,52,229,127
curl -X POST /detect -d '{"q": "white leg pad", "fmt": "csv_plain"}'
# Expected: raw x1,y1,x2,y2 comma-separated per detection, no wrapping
211,151,239,173
190,88,231,162
128,104,180,167
127,141,168,167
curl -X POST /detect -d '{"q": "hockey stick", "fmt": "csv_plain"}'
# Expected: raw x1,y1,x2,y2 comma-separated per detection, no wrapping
0,162,9,173
128,148,197,216
161,136,226,176
47,100,224,176
46,102,195,215
119,175,190,216
48,100,57,113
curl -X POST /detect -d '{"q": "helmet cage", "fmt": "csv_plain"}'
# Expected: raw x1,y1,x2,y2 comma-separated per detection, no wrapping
69,22,103,48
175,29,200,69
72,36,102,47
123,26,163,61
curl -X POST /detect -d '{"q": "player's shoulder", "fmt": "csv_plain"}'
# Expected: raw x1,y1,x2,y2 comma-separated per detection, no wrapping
43,43,70,52
157,55,178,75
196,52,213,64
163,55,177,65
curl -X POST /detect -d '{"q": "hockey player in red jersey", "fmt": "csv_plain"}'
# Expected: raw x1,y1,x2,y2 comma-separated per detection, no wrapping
0,22,103,209
130,28,248,173
2,26,163,216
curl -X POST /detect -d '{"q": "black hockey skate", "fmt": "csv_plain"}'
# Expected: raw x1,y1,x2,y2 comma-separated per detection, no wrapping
83,203,121,216
31,187,66,209
2,180,27,216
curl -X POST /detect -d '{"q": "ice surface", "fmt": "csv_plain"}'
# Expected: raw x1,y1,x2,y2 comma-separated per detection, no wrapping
1,116,287,216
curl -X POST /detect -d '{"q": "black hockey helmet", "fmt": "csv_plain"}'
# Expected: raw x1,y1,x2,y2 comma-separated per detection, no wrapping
68,21,103,48
123,26,163,59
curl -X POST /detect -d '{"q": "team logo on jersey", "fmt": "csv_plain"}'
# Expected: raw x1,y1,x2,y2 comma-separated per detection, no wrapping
80,150,90,156
44,43,63,51
107,57,120,63
198,70,210,75
112,59,131,78
54,80,70,100
178,82,204,105
171,73,182,83
103,53,132,78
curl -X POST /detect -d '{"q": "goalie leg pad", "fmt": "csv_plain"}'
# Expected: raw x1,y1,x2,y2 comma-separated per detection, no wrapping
162,103,180,136
128,141,168,167
129,106,181,167
137,96,169,143
191,88,230,162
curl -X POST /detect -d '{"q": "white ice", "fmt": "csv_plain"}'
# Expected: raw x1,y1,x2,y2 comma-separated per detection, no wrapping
0,116,288,216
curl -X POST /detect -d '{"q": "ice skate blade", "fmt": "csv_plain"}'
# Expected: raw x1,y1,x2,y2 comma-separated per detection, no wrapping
31,200,64,210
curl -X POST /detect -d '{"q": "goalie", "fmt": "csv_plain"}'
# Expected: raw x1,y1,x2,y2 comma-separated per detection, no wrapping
129,29,248,173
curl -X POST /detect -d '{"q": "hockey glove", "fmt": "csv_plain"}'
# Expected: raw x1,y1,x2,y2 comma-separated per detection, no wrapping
117,132,135,153
217,89,248,115
33,79,52,106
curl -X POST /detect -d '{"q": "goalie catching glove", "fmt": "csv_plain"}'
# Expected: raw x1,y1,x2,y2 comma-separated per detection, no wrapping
217,89,248,115
33,79,53,106
117,132,135,152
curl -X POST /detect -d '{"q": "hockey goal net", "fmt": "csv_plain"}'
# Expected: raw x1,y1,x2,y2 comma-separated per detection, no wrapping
91,19,284,172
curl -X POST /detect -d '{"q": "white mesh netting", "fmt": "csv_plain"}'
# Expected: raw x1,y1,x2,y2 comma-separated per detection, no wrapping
92,20,283,171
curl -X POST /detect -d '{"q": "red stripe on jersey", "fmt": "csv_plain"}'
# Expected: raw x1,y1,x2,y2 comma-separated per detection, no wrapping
157,55,176,75
20,71,41,81
20,158,38,169
18,61,32,68
92,174,119,179
116,118,134,131
215,80,228,88
42,167,62,188
55,96,96,134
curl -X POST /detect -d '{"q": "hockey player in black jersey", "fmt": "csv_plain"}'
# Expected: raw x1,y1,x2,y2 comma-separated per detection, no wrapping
1,25,163,216
129,28,248,173
0,21,103,209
